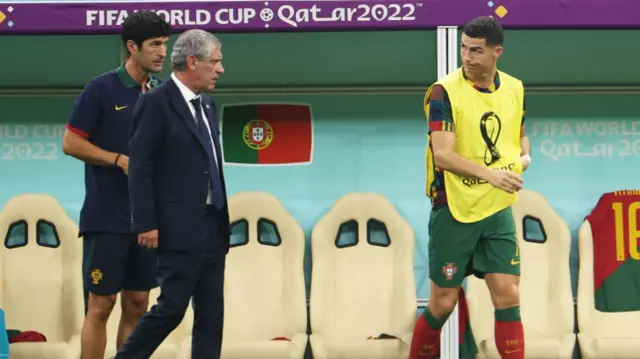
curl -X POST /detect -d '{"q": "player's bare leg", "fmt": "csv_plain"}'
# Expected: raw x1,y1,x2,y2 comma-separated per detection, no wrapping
82,293,117,359
409,281,460,359
117,290,150,349
485,273,524,358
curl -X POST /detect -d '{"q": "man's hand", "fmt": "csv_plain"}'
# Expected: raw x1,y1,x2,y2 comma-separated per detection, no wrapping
116,155,130,175
138,229,158,249
486,169,523,194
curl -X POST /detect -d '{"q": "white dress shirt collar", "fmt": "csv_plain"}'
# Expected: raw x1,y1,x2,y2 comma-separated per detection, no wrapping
171,72,200,103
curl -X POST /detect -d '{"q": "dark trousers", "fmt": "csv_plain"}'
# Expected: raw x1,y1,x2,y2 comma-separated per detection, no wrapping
115,209,226,359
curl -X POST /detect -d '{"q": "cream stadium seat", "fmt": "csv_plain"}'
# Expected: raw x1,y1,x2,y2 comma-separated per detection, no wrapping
466,189,575,359
577,191,640,359
0,194,83,359
309,193,416,359
105,287,193,359
220,191,307,359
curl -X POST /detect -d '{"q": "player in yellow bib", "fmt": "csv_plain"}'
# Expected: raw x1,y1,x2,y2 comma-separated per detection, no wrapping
409,17,531,359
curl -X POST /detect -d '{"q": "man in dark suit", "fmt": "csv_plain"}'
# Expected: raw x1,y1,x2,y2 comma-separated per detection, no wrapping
116,29,229,359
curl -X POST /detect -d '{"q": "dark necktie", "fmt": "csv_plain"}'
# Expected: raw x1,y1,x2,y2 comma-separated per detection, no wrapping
190,97,225,209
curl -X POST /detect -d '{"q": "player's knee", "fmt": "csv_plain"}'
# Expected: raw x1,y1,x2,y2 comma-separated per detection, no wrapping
429,284,459,318
86,293,117,322
121,291,150,319
430,293,458,318
490,281,520,309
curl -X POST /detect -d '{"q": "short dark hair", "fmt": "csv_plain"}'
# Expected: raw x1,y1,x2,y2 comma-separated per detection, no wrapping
121,11,171,54
462,16,503,46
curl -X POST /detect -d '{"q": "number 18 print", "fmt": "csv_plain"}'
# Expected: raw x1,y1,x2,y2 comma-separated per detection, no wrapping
613,200,640,261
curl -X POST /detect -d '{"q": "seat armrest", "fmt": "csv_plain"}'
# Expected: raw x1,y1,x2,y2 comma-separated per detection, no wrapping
309,333,328,359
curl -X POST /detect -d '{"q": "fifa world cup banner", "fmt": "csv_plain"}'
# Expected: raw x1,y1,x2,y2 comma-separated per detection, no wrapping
0,0,638,34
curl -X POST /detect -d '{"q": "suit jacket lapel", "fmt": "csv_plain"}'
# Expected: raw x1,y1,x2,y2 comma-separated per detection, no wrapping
166,79,208,150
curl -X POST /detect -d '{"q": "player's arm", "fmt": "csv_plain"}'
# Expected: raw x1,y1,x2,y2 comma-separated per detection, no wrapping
520,92,531,170
129,93,163,234
62,80,126,169
428,85,493,180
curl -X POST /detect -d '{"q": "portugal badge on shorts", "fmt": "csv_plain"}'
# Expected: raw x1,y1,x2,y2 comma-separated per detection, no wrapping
442,263,457,280
90,269,103,285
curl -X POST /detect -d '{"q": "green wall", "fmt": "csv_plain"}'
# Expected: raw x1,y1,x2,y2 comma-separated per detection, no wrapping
2,92,638,124
2,30,637,90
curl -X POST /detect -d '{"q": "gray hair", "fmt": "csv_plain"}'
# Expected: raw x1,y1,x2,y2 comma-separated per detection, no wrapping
171,29,220,71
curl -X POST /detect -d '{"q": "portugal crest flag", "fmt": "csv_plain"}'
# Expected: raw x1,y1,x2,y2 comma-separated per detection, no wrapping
221,103,314,165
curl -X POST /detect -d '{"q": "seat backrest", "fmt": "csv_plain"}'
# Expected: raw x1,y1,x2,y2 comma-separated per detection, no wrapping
577,190,640,337
467,190,573,342
223,191,306,342
310,193,416,340
0,194,83,342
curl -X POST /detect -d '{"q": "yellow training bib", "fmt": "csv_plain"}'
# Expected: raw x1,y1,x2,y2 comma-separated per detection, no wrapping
426,68,524,223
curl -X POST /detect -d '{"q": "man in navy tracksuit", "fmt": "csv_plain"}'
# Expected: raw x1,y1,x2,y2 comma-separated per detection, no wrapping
62,11,170,359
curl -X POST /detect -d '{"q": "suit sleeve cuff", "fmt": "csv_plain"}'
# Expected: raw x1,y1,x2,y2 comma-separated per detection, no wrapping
131,212,157,233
